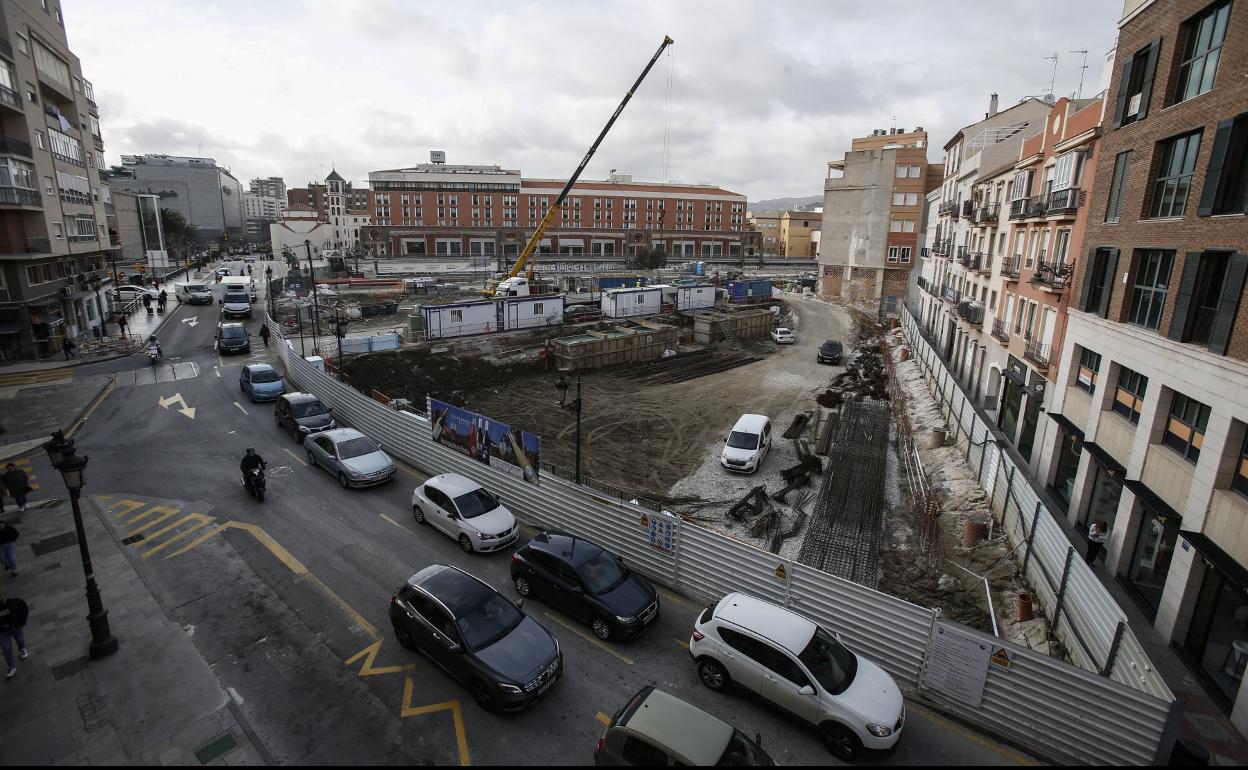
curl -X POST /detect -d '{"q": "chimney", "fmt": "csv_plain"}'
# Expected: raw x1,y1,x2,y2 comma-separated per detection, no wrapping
988,93,999,118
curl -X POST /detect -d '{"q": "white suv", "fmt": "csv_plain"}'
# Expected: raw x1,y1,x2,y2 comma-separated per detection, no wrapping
688,592,904,760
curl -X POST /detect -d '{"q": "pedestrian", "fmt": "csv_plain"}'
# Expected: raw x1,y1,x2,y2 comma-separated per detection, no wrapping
117,314,128,338
0,521,17,577
142,293,152,310
61,335,76,359
1,464,29,512
158,289,168,311
0,591,29,678
259,324,270,347
1086,519,1108,565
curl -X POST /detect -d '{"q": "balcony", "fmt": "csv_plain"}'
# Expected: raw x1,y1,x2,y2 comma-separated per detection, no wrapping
938,201,957,217
1023,337,1051,370
991,318,1010,343
1009,199,1028,220
67,233,98,243
93,134,104,152
956,298,984,326
967,252,990,273
1001,255,1021,279
0,236,51,255
1185,305,1218,346
1030,260,1075,292
0,84,21,114
932,239,954,258
920,247,932,258
961,200,974,218
0,136,33,158
0,186,41,207
51,150,86,168
1026,195,1048,218
971,203,1000,225
941,285,960,304
0,38,13,62
1046,187,1084,215
955,246,969,265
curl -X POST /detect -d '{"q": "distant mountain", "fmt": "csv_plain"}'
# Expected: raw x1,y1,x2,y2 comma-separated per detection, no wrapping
747,195,822,212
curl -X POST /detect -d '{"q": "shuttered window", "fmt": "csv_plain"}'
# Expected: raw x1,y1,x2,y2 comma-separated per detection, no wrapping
1105,151,1133,223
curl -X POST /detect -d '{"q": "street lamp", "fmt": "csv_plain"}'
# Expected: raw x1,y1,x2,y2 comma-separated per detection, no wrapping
554,374,583,485
41,431,119,661
264,265,274,315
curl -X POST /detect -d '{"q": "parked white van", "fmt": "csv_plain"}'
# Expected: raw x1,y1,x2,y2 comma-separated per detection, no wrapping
176,282,214,305
720,414,771,473
222,276,256,302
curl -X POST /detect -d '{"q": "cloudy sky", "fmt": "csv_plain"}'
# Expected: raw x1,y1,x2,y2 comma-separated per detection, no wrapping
66,0,1121,201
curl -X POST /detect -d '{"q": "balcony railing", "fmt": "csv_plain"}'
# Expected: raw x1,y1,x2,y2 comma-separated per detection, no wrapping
0,84,21,112
991,318,1010,342
0,136,33,158
1186,305,1219,346
1024,337,1051,369
1001,255,1021,278
1046,187,1084,214
93,135,104,152
1030,259,1075,290
941,285,960,303
0,37,13,61
51,151,86,168
961,200,974,218
0,236,51,255
0,186,41,207
938,201,957,217
971,203,1000,225
1009,199,1028,219
957,299,984,325
67,232,99,243
1026,195,1048,217
920,247,932,258
967,252,989,272
956,246,969,265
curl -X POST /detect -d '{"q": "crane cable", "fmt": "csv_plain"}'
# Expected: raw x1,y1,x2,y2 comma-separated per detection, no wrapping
661,45,674,185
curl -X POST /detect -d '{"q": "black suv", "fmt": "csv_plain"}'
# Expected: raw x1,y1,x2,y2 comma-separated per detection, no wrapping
511,532,659,642
390,565,562,712
816,339,843,365
217,323,251,354
274,392,335,443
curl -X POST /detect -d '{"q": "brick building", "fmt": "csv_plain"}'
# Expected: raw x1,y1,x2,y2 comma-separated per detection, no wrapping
1039,0,1248,728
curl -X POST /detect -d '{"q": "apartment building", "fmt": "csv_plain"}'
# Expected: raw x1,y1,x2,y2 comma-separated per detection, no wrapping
268,170,369,255
0,0,115,360
819,127,942,308
363,160,756,261
1038,0,1248,728
287,177,369,221
249,175,286,201
746,210,781,254
779,211,820,258
111,154,245,240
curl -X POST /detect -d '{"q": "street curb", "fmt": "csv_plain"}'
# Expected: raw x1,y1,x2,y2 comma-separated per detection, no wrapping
0,373,115,458
65,374,116,438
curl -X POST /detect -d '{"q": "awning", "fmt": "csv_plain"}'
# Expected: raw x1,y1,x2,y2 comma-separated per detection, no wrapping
1083,442,1126,476
1047,412,1084,439
1179,530,1248,591
1123,478,1182,521
557,238,584,247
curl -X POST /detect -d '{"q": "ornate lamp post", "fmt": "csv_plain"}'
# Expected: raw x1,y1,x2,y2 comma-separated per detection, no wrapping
42,431,119,660
555,374,583,485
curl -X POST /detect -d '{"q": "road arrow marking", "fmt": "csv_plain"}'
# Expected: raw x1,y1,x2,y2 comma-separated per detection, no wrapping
180,316,199,328
158,393,197,419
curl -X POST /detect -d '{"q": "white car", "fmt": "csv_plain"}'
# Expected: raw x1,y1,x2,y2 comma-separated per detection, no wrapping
411,473,520,554
113,284,159,300
770,327,795,344
216,267,232,277
689,592,904,760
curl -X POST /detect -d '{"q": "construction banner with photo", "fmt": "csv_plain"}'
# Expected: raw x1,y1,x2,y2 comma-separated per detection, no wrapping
428,397,541,483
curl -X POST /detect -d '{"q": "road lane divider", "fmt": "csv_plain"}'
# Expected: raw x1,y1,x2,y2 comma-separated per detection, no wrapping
234,401,249,416
400,677,471,767
282,448,307,466
540,612,633,665
379,513,416,534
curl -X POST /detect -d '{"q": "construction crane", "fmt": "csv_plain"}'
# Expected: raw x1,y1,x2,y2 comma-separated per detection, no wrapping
488,35,674,297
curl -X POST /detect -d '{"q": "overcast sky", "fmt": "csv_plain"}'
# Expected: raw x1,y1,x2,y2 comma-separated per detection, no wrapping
66,0,1122,201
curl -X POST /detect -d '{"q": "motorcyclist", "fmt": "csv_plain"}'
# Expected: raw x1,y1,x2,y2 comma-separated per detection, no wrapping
147,335,162,360
240,447,266,491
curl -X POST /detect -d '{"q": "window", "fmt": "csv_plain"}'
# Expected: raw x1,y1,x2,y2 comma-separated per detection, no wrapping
889,220,902,233
1233,432,1248,497
1199,112,1248,216
908,165,921,178
32,40,70,88
42,175,53,194
1164,392,1210,463
1113,39,1161,128
1149,131,1202,218
1173,1,1231,104
899,247,912,263
1053,151,1083,190
1053,229,1071,264
893,192,905,205
51,222,63,239
16,35,28,55
1171,250,1248,352
1112,367,1148,424
1104,151,1133,223
1127,249,1174,330
1082,248,1120,316
887,246,900,263
907,192,918,205
620,737,667,766
1010,170,1032,201
1075,348,1102,394
449,309,463,323
531,303,544,315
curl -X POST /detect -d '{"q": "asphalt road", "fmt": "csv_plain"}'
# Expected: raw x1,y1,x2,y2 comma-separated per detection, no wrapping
52,262,1037,766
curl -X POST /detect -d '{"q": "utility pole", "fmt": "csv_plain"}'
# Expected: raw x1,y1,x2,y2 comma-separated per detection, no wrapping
304,239,321,350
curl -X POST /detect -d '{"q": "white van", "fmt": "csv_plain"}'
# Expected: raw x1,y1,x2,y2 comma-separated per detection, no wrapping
720,414,771,473
222,276,256,302
176,282,214,305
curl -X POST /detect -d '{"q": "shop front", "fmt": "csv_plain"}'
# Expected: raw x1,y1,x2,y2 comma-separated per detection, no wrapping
998,355,1029,442
1047,413,1084,511
1122,480,1181,620
1180,531,1248,713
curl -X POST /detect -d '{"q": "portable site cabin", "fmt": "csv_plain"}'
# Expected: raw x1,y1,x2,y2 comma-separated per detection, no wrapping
726,279,774,303
499,294,564,331
422,299,497,339
600,286,663,318
592,275,647,292
654,283,716,311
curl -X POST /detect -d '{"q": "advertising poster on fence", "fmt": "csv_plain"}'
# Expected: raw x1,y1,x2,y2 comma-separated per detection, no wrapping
428,397,541,483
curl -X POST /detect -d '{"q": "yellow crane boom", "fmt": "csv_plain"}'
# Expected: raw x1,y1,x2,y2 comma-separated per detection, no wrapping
487,35,674,296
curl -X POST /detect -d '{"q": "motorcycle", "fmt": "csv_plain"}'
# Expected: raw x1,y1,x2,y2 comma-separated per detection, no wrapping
147,345,161,365
244,464,267,502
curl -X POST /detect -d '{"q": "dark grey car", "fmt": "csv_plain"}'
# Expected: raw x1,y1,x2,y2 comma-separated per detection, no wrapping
390,565,562,712
274,392,335,443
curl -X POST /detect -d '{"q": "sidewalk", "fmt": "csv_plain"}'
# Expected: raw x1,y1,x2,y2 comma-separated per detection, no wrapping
0,494,266,764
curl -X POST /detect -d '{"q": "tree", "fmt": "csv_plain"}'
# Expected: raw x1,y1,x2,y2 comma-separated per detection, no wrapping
161,208,200,267
634,247,667,270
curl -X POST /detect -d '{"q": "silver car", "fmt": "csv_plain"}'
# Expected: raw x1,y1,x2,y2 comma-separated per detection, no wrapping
306,428,396,488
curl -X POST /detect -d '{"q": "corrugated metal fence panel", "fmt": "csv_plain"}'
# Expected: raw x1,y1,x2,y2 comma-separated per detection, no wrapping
787,566,932,688
1111,624,1176,700
274,328,683,587
676,523,790,608
922,621,1175,766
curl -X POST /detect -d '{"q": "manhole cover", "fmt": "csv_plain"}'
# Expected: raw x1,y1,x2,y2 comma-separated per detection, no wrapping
195,733,237,764
120,533,146,545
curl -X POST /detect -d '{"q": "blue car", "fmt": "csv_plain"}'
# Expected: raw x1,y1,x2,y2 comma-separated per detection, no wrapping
240,363,285,402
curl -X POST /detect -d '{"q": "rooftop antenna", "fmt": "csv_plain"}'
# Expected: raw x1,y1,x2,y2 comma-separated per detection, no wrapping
1070,49,1089,98
891,114,897,132
1043,52,1059,100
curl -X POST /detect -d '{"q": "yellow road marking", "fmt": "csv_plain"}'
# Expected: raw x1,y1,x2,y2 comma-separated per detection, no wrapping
108,499,146,519
674,638,689,650
13,458,31,465
66,378,115,438
283,448,307,466
395,460,424,480
28,483,39,491
596,712,610,725
657,589,695,609
379,513,416,534
234,401,249,416
401,677,471,766
124,504,180,528
903,701,1039,765
344,639,419,676
141,515,215,558
541,612,633,665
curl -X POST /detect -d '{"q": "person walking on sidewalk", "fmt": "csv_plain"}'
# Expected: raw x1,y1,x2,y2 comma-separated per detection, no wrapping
61,336,76,359
0,592,29,678
158,289,168,312
1,464,29,512
0,521,17,577
1086,519,1109,565
117,314,129,339
259,324,270,347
